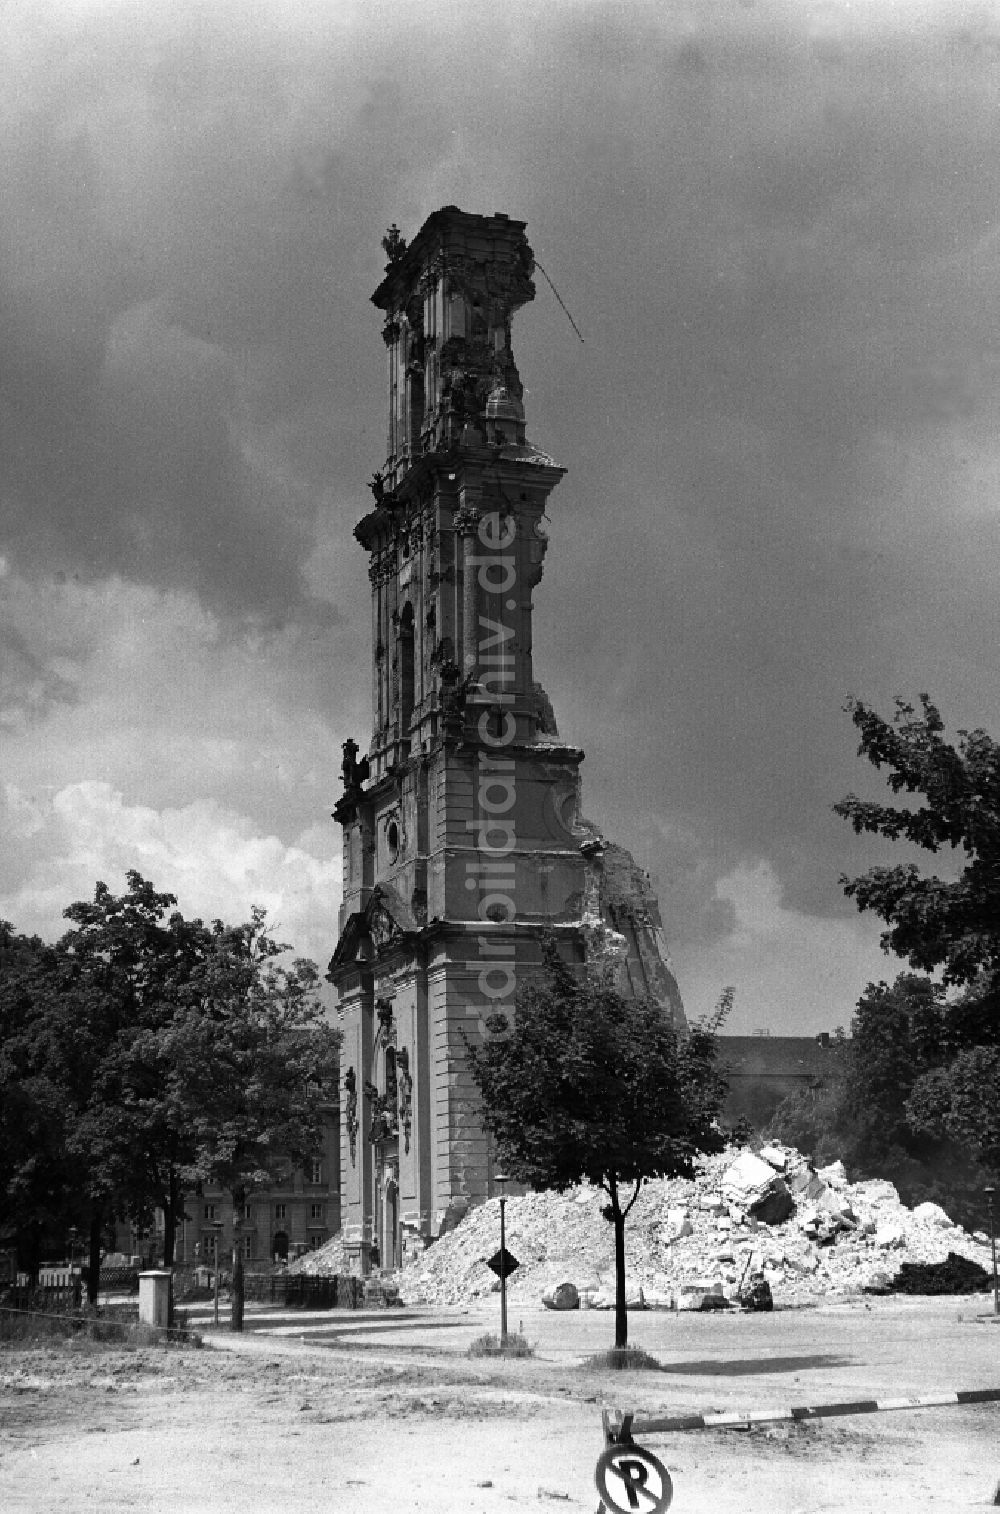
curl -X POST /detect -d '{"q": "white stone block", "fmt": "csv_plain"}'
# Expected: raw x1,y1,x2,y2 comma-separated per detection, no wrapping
875,1223,905,1249
138,1270,171,1331
911,1201,953,1228
664,1206,693,1240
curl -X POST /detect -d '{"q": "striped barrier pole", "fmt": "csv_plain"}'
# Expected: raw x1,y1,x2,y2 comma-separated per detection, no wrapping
603,1385,1000,1444
596,1391,1000,1514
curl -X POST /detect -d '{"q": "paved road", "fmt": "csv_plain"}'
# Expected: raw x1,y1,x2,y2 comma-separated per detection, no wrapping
194,1293,1000,1409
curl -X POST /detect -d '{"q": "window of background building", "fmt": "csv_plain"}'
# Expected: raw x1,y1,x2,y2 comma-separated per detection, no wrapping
203,1204,216,1222
244,1203,253,1221
274,1203,286,1221
310,1204,324,1222
244,1236,252,1260
310,1158,323,1184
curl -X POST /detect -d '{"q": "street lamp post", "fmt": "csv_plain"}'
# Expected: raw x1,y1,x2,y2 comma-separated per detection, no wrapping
495,1171,509,1344
985,1187,998,1318
67,1226,80,1308
211,1221,225,1328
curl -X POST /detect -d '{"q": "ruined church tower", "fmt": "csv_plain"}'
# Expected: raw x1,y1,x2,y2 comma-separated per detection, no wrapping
329,208,685,1271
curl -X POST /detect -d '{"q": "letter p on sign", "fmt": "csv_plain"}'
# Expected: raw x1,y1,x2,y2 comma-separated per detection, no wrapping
595,1444,672,1514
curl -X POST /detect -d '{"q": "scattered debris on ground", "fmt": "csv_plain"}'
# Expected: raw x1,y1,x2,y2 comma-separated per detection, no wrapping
295,1142,995,1309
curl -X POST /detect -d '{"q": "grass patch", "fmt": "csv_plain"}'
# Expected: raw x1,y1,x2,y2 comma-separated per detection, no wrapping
467,1330,534,1359
0,1307,202,1350
581,1345,662,1372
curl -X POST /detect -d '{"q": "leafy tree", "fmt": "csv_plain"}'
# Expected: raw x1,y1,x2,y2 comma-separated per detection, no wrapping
58,874,216,1280
906,1043,1000,1175
2,876,340,1328
840,975,951,1167
766,973,994,1227
831,694,1000,1208
835,695,1000,990
0,923,126,1293
466,941,728,1350
162,910,340,1330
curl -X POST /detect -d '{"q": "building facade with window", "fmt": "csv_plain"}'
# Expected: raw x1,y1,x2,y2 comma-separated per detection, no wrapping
116,1118,340,1269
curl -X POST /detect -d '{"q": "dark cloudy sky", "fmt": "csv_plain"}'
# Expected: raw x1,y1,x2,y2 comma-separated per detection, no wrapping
3,0,999,1033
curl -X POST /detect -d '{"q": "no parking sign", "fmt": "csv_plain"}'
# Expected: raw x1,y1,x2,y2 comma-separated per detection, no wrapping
594,1442,672,1513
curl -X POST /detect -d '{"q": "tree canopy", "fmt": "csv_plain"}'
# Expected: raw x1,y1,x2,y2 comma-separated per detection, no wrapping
766,975,997,1228
834,695,1000,990
466,940,728,1350
825,694,1000,1208
0,873,340,1315
0,923,127,1291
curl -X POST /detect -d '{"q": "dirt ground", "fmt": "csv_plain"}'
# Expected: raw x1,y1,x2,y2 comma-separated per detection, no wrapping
1,1296,998,1512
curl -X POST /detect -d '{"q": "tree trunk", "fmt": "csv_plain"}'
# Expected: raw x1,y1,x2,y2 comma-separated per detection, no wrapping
613,1208,628,1351
230,1186,245,1333
163,1174,180,1328
162,1191,177,1268
87,1207,102,1307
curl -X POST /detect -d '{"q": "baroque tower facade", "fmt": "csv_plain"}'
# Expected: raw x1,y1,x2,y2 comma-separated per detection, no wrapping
329,208,684,1271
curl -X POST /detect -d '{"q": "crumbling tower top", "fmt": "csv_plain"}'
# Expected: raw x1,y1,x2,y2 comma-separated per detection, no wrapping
371,207,536,492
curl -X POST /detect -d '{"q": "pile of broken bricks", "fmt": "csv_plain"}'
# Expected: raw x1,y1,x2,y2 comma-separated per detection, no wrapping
376,1143,994,1309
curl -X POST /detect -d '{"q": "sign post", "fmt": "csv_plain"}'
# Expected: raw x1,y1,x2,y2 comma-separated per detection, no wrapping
486,1175,519,1348
496,1168,508,1338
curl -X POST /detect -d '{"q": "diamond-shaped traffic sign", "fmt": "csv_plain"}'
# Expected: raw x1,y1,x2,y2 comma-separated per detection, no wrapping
486,1247,520,1280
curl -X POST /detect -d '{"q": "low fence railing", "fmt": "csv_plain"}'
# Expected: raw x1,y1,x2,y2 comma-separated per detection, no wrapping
241,1272,365,1309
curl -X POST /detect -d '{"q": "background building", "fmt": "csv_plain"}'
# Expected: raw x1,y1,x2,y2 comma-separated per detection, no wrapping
719,1033,842,1130
108,1118,340,1269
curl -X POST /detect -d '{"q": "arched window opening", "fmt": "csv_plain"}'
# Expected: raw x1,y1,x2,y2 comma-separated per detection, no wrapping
385,1045,398,1112
408,366,425,457
399,602,415,736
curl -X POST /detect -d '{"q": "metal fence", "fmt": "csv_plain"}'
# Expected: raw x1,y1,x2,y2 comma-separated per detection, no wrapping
3,1269,373,1313
241,1272,365,1308
3,1268,140,1308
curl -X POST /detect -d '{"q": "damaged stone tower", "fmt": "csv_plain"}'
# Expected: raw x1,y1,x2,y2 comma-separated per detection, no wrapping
329,207,685,1271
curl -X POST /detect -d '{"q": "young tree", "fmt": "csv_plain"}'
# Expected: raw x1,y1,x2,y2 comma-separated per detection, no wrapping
834,695,1000,990
466,940,728,1351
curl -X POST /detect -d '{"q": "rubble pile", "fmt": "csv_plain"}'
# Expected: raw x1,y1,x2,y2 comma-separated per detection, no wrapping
325,1144,992,1309
289,1233,351,1277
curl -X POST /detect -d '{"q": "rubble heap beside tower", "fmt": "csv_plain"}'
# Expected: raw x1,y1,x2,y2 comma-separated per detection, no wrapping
329,207,685,1272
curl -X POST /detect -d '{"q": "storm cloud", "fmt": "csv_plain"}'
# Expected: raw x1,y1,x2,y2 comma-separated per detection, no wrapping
3,0,999,1030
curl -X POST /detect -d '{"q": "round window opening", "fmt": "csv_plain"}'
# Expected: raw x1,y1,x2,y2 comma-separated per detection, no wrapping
386,820,400,862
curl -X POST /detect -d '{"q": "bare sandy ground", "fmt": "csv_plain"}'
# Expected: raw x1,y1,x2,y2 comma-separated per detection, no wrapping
1,1297,998,1512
